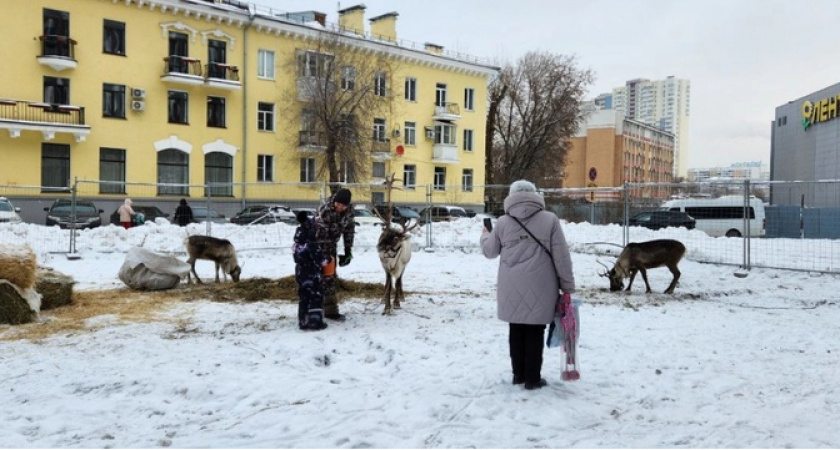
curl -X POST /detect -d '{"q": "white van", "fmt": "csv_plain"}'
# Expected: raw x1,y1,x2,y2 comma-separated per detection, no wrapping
659,196,766,238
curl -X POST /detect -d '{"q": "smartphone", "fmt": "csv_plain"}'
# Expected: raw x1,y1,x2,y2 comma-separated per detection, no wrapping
483,217,493,232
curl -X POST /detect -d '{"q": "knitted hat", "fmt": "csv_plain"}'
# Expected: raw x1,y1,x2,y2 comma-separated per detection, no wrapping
334,188,352,206
296,211,309,224
509,180,537,195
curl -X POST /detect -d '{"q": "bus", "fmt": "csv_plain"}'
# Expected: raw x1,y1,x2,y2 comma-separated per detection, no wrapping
659,196,766,238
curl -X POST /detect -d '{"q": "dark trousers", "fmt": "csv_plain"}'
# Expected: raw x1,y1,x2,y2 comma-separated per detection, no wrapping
297,274,324,326
509,323,546,383
319,242,340,315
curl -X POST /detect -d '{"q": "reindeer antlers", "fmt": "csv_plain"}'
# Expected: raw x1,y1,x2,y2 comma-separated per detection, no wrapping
596,259,612,277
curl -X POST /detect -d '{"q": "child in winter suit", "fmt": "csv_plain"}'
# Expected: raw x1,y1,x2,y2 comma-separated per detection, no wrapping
293,211,330,330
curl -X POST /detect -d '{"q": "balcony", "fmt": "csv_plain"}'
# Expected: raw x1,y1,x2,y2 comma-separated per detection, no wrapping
432,143,459,164
161,56,205,86
371,138,391,160
205,62,241,91
432,102,461,122
0,99,90,142
37,35,77,71
298,130,326,151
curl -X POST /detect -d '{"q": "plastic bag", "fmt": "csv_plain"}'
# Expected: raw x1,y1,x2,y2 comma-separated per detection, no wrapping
547,296,581,348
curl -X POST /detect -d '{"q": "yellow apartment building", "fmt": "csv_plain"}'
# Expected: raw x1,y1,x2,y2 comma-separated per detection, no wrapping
566,109,675,200
0,0,498,210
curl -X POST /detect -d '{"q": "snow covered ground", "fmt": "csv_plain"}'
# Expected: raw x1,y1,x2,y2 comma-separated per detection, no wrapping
1,219,838,448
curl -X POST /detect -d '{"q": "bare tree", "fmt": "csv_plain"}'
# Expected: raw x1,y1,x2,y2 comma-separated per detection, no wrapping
486,52,594,186
283,31,398,194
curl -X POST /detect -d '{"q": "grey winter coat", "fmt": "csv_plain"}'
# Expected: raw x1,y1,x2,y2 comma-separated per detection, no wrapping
480,191,575,325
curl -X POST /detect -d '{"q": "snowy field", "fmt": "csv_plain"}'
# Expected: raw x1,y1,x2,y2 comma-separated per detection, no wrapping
1,218,838,448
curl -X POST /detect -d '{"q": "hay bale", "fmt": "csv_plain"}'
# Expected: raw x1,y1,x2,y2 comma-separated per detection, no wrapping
0,280,40,325
0,244,37,290
36,267,75,310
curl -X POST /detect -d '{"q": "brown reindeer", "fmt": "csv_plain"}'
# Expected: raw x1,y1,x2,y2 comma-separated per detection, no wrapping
185,235,242,284
376,174,418,314
599,239,686,294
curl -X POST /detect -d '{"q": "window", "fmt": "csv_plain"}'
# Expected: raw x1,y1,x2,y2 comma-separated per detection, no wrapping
297,50,333,77
300,109,322,146
257,154,274,182
167,32,189,73
462,168,473,192
103,20,125,55
257,102,274,131
403,164,416,189
375,71,387,97
103,83,125,118
207,39,227,79
372,161,386,179
207,96,226,128
464,88,475,111
435,124,456,145
371,192,385,205
41,143,70,190
373,118,387,142
168,91,188,124
435,83,447,106
405,77,417,101
341,65,356,91
339,161,355,183
257,49,275,79
157,149,189,195
44,76,69,105
463,129,474,151
300,158,316,182
42,9,70,57
404,121,416,146
99,148,126,194
205,152,233,197
433,167,446,191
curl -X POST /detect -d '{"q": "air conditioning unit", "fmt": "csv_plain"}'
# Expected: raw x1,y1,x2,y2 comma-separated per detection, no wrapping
131,88,146,99
392,129,401,138
131,100,145,111
425,129,435,139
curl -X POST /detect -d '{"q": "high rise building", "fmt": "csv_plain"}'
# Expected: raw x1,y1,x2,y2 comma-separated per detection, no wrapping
593,76,691,177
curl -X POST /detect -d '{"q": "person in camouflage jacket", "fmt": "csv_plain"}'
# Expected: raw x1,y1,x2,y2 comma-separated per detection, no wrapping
294,212,330,330
315,188,355,321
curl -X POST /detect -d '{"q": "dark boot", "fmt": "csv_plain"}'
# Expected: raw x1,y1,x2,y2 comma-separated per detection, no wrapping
524,378,547,390
325,312,346,321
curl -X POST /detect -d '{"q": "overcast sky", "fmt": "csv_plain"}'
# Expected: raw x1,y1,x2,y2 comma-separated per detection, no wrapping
252,0,840,170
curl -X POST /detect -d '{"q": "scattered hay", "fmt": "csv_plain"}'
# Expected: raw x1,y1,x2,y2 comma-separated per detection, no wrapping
0,244,37,290
0,281,38,325
36,267,75,310
180,276,387,303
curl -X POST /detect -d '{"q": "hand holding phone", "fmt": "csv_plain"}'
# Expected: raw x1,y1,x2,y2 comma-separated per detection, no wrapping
483,217,493,232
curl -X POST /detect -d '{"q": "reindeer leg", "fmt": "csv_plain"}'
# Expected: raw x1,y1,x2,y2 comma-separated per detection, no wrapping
626,269,637,291
383,273,393,315
394,275,403,309
189,258,203,284
639,268,652,293
664,265,681,294
214,261,222,283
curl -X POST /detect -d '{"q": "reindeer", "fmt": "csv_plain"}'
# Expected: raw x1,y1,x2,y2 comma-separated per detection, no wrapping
185,235,242,284
376,173,418,315
598,239,686,294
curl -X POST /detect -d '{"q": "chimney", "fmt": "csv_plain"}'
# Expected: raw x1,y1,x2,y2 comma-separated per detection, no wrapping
338,4,366,36
369,12,398,42
424,42,444,55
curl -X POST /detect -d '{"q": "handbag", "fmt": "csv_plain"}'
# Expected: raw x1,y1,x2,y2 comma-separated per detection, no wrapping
511,216,581,380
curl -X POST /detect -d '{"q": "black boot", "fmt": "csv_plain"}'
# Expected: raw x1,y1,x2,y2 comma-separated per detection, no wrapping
325,312,346,322
523,378,547,390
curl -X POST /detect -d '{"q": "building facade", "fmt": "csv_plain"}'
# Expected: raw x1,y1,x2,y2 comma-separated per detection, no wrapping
771,82,840,207
687,161,769,183
0,0,497,208
565,109,675,198
593,76,690,177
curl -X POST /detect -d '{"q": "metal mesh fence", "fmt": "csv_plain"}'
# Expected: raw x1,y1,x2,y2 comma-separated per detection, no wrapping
3,178,840,274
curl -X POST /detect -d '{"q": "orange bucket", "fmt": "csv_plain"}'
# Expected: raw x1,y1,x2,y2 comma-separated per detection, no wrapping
322,256,336,277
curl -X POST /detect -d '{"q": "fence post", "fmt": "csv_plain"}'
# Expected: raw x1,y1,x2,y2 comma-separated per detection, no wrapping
206,183,213,237
622,182,629,246
743,179,751,270
68,177,79,258
425,184,433,251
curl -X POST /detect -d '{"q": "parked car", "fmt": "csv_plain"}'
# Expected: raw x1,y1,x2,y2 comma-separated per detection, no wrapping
109,205,169,225
191,206,228,224
373,205,422,223
231,205,296,225
0,197,22,224
44,199,104,229
352,208,385,227
623,211,696,231
418,205,468,224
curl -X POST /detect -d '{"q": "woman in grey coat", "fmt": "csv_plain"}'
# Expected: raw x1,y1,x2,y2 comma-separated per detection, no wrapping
480,180,576,390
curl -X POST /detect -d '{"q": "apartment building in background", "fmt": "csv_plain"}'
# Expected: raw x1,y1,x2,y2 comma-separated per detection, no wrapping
565,109,675,199
592,76,690,177
687,161,769,183
0,0,497,208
